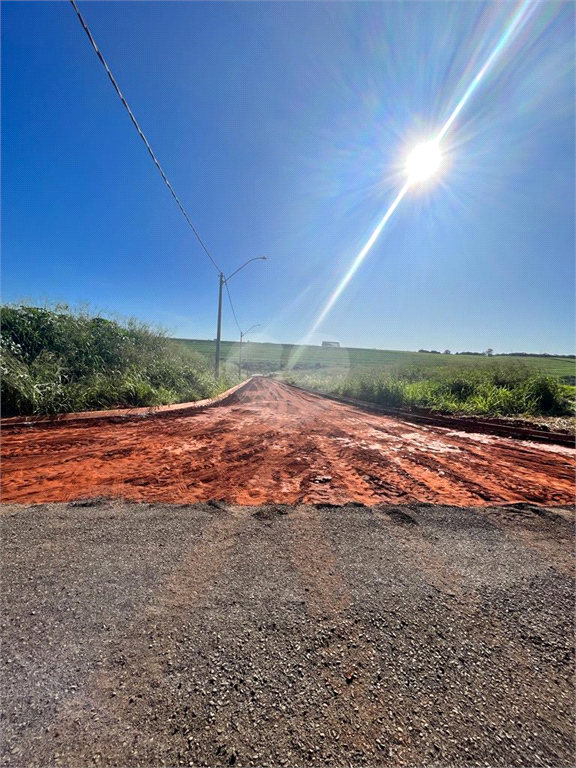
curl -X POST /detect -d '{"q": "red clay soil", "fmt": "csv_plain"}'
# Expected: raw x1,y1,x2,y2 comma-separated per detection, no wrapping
2,377,574,506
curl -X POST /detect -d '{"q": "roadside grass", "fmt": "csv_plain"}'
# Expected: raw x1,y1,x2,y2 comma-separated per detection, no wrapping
178,338,575,419
281,364,575,419
1,304,229,416
3,308,573,420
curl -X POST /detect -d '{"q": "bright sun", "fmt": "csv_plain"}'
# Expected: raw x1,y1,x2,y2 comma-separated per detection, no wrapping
406,140,442,183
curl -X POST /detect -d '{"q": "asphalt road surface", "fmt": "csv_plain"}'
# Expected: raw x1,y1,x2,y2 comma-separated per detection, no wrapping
1,378,574,506
1,499,574,767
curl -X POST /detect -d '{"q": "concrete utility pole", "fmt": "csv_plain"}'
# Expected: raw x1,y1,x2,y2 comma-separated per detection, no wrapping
214,257,267,378
239,324,261,381
215,273,225,378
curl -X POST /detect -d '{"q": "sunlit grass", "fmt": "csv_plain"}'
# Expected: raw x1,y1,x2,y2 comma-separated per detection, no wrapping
282,363,575,419
1,303,230,416
182,339,575,380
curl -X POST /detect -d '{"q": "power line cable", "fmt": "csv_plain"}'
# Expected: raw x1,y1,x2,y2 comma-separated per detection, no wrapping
69,0,221,274
225,282,242,334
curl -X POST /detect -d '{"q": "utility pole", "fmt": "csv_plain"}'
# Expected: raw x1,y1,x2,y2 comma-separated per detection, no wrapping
239,324,260,382
238,331,242,381
215,272,224,378
214,257,267,378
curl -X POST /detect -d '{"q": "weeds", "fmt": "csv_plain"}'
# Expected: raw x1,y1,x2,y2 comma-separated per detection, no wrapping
284,362,574,418
1,303,228,416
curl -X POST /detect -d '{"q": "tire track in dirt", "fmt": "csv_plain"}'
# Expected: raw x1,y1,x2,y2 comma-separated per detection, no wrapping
320,437,457,505
310,436,384,506
390,450,518,504
292,436,361,507
357,419,570,504
310,433,443,505
410,436,575,504
2,377,574,506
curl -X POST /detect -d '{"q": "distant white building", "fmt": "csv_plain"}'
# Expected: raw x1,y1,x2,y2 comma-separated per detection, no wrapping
322,341,340,348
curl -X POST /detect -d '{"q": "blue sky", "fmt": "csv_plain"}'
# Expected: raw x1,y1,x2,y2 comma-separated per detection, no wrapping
2,0,574,354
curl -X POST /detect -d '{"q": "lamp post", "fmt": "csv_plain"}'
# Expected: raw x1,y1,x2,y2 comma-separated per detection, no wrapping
239,324,261,381
214,257,267,377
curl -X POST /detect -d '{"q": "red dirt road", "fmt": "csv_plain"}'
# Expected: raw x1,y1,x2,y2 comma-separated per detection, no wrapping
2,377,574,506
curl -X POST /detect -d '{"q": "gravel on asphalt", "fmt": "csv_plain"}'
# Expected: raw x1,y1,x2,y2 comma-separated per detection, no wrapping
1,499,574,767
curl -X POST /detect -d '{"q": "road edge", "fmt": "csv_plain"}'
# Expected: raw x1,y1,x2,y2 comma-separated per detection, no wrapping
281,380,575,447
0,377,255,429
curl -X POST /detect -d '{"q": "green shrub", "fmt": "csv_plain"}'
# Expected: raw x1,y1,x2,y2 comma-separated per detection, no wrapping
284,361,574,418
519,375,571,415
374,378,405,408
1,303,228,416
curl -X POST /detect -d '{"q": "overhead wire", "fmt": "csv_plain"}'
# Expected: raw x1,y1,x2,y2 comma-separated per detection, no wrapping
69,0,222,275
225,282,242,335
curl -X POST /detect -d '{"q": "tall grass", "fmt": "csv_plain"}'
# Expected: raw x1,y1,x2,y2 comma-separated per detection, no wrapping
284,363,574,418
1,303,228,416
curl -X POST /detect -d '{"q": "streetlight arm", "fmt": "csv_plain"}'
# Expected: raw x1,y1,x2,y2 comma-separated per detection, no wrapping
215,256,266,377
241,323,261,340
225,256,267,283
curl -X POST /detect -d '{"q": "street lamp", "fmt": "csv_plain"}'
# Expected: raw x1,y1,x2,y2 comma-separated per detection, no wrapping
215,257,267,377
238,324,260,381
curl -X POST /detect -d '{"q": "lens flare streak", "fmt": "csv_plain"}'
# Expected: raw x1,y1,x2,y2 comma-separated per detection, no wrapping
437,0,535,141
310,181,410,335
308,0,538,335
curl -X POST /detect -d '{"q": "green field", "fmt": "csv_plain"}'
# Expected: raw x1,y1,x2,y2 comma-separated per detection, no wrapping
175,338,575,380
176,338,575,418
3,302,573,419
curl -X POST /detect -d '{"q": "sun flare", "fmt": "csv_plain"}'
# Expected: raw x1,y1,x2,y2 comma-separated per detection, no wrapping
406,140,442,183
